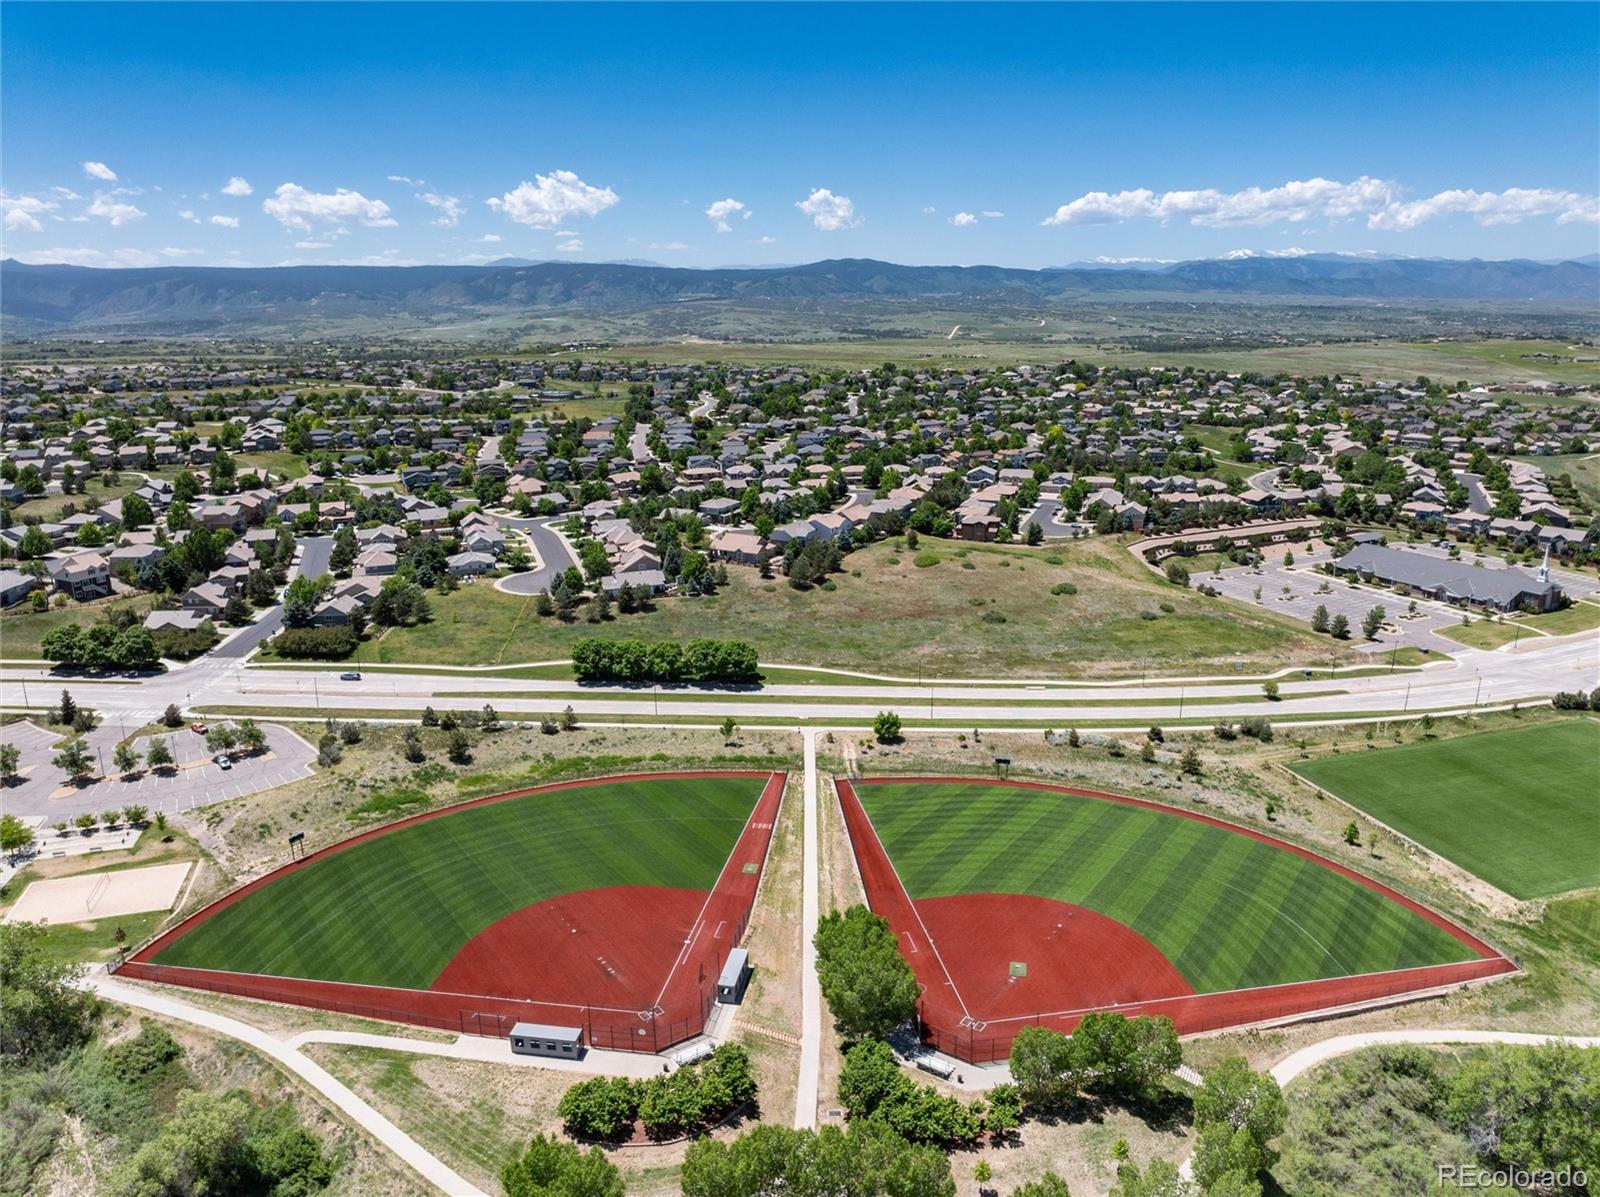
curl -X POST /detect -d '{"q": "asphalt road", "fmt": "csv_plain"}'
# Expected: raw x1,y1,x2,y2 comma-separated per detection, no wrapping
213,536,334,659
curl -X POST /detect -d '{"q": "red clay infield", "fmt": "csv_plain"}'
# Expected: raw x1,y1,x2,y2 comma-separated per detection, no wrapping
837,777,1515,1062
117,771,785,1052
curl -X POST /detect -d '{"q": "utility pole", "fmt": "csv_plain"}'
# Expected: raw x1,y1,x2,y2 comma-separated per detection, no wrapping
1473,675,1483,709
1403,683,1411,713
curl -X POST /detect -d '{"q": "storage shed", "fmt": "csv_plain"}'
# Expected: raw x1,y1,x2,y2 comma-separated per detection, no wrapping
716,948,751,1005
508,1022,584,1059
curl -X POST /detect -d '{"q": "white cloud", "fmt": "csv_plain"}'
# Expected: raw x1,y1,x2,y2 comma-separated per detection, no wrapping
221,176,253,197
649,241,690,252
981,210,1005,219
479,233,503,243
1369,187,1599,229
50,186,82,201
705,197,751,233
87,193,147,226
209,214,240,228
178,209,200,223
949,211,978,227
418,193,466,227
486,170,618,228
161,247,203,257
387,174,423,186
262,182,396,231
921,206,937,215
555,238,585,253
1042,176,1600,231
293,240,333,249
755,235,780,244
81,161,118,181
796,187,861,231
1,192,58,233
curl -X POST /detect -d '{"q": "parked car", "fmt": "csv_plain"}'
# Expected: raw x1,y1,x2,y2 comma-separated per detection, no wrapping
215,755,232,769
190,722,207,734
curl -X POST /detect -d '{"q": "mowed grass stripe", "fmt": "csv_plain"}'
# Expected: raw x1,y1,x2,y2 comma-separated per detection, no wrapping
1292,720,1600,899
856,782,1476,994
155,776,766,989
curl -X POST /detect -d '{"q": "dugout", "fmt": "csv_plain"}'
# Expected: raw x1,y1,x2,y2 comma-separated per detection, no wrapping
716,948,751,1004
509,1022,585,1059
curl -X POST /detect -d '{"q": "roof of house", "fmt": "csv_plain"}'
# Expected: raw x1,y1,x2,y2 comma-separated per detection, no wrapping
1335,544,1557,605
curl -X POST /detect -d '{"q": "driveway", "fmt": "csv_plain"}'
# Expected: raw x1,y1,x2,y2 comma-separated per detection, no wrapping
1024,499,1089,539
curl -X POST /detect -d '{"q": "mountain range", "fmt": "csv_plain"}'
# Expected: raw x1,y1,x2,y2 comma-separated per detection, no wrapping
3,253,1596,335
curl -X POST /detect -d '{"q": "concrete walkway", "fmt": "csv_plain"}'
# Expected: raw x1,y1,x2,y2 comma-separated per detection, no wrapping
795,728,821,1129
83,968,487,1197
1267,1027,1600,1086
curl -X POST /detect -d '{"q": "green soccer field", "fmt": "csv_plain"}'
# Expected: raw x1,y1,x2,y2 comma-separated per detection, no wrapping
1292,720,1600,900
854,781,1477,994
152,775,767,988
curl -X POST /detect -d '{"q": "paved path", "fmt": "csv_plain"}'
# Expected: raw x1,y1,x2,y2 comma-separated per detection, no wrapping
795,728,821,1129
1267,1027,1600,1086
83,968,488,1197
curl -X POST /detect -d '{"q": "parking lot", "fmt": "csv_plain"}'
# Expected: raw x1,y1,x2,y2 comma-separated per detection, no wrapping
0,720,316,821
1203,545,1463,655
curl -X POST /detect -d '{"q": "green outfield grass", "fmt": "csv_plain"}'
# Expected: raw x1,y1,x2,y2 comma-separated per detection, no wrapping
1292,720,1600,899
152,774,767,988
855,781,1477,994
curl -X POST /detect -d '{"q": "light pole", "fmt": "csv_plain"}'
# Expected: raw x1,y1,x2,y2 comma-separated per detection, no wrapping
1403,683,1411,713
1473,675,1483,709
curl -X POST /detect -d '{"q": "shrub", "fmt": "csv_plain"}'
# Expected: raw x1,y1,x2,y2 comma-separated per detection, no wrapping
270,626,357,660
872,711,903,743
1050,581,1077,596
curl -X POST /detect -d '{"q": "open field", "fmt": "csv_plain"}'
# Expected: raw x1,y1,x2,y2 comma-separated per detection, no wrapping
1291,719,1600,900
148,773,770,986
1437,618,1531,650
361,536,1344,678
1524,600,1600,636
582,336,1600,386
1514,452,1600,506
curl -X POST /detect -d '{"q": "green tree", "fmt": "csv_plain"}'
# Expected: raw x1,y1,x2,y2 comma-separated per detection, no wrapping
1109,1157,1194,1197
720,716,737,743
1446,1042,1600,1177
447,729,472,764
556,1077,639,1142
119,492,153,531
1310,603,1330,633
0,812,35,854
1362,604,1387,641
873,710,903,743
17,524,54,559
813,905,920,1040
146,737,174,770
0,742,21,785
53,738,95,782
237,719,267,753
0,921,99,1066
1008,1025,1088,1112
501,1133,624,1197
113,741,141,774
1013,1174,1073,1197
1342,821,1361,846
1329,612,1350,639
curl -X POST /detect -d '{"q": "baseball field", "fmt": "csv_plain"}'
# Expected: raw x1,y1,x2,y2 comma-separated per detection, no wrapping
1291,719,1599,900
127,771,784,1049
839,777,1510,1056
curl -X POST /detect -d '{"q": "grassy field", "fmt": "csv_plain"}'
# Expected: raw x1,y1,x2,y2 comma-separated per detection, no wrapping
1525,601,1600,636
152,773,768,987
855,780,1477,993
1291,720,1600,900
0,593,156,659
361,536,1343,678
238,449,308,480
1436,618,1530,650
1514,452,1600,507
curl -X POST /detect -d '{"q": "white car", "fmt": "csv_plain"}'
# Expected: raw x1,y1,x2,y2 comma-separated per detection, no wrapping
215,755,233,769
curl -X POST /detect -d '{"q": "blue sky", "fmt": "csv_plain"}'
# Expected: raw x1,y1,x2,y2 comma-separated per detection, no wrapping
3,2,1597,270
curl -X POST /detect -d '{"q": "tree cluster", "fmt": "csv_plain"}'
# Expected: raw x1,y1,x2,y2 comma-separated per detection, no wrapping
570,637,759,685
556,1044,757,1142
813,905,921,1040
1007,1015,1182,1113
682,1119,954,1197
40,622,160,671
839,1040,1021,1146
